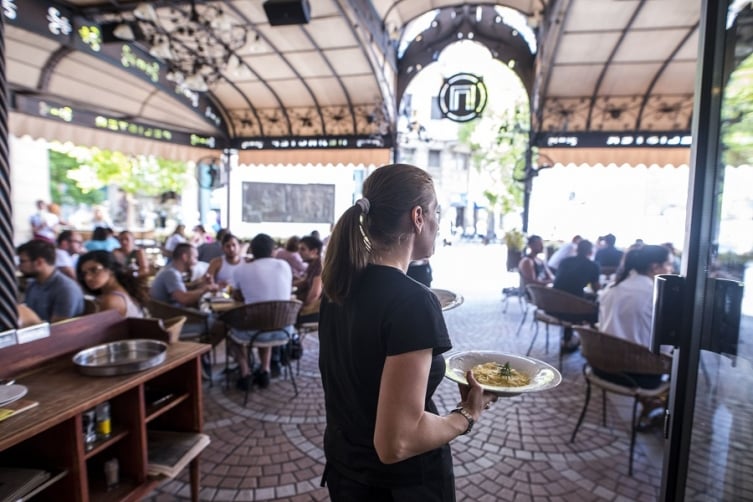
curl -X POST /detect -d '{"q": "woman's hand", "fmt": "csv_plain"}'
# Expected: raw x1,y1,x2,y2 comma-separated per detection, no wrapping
457,370,497,420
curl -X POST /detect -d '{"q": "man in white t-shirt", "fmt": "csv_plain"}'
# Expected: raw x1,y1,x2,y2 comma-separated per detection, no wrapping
547,235,581,274
230,233,293,390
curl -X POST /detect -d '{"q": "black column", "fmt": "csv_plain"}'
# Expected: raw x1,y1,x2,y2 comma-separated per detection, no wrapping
0,14,18,330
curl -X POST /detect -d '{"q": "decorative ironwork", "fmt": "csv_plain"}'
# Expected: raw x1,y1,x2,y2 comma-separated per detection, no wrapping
108,1,249,92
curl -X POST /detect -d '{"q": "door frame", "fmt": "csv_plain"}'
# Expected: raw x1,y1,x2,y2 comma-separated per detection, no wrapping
660,1,730,499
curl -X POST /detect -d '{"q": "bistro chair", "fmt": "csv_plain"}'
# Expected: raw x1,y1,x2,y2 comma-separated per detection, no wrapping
145,299,211,344
502,286,527,315
83,297,100,315
219,299,303,405
145,298,216,385
524,284,598,370
570,326,672,476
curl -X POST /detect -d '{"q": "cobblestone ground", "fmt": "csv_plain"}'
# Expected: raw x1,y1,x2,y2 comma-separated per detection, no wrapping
146,241,664,501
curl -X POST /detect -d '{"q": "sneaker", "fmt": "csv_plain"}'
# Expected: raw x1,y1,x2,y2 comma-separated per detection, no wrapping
235,375,252,391
270,362,282,379
253,370,271,389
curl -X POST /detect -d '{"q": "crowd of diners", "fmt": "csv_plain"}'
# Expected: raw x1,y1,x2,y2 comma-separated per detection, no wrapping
518,232,679,430
16,216,325,391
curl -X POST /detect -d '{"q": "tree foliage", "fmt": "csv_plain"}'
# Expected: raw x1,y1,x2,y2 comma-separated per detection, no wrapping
723,53,753,166
48,143,189,206
458,98,529,217
49,149,105,206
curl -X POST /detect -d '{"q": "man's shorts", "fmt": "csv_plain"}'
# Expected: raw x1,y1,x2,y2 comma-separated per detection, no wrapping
229,325,294,347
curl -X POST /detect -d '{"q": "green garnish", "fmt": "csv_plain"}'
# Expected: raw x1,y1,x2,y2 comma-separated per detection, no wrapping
499,362,513,380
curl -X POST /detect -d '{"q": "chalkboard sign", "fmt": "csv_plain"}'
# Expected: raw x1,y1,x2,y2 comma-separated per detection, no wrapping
242,182,335,223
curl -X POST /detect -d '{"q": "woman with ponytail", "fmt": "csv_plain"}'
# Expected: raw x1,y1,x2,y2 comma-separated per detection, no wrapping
319,164,495,500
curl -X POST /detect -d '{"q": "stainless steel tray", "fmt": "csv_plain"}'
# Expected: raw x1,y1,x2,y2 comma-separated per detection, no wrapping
73,339,168,376
431,288,465,311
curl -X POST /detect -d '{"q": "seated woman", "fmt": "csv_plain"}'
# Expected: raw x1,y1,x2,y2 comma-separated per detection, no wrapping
275,235,307,279
84,226,120,252
76,251,147,318
598,245,674,429
294,235,323,324
113,230,150,276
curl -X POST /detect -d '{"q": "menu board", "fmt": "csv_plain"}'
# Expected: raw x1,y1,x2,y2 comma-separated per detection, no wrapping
242,182,335,223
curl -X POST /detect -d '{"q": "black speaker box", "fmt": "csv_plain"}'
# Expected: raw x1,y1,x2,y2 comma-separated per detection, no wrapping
263,0,311,26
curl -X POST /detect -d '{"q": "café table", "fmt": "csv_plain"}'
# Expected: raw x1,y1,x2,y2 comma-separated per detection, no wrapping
202,296,243,314
431,288,464,311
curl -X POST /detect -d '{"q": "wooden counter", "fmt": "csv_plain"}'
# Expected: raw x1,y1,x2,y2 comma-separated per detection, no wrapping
0,311,210,502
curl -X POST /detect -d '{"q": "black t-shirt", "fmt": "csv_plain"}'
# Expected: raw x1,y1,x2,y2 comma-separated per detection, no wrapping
594,246,624,268
553,255,600,297
319,264,452,489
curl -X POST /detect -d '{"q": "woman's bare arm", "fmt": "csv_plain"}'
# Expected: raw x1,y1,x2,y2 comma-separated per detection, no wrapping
373,349,490,464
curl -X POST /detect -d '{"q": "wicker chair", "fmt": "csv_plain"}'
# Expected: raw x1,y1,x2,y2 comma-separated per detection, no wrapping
524,284,598,369
219,299,302,405
570,326,672,476
145,299,211,344
83,297,100,315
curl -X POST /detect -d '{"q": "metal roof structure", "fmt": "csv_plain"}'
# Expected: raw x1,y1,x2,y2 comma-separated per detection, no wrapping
5,0,700,160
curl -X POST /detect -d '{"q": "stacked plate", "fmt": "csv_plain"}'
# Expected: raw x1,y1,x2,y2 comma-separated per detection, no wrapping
0,384,28,407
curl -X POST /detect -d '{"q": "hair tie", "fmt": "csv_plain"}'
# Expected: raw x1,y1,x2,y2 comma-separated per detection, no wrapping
355,197,370,215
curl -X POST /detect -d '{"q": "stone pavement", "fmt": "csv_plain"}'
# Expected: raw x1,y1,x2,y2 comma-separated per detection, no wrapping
146,242,665,501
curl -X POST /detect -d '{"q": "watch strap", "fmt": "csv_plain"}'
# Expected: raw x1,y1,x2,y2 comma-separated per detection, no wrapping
450,407,474,435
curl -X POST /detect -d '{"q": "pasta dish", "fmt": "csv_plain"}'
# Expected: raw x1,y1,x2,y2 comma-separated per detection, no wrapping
471,361,530,387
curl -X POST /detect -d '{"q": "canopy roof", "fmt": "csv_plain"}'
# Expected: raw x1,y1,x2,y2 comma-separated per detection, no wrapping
6,0,699,158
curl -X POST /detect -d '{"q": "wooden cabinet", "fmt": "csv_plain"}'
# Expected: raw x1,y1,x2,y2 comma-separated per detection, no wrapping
0,310,209,502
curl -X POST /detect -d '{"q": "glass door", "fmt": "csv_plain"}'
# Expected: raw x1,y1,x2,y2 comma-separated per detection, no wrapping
659,2,753,500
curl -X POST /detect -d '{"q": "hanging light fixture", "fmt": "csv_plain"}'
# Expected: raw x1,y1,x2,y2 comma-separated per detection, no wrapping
109,1,249,92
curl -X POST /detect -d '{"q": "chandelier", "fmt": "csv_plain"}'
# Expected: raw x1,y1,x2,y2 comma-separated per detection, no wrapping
111,1,249,92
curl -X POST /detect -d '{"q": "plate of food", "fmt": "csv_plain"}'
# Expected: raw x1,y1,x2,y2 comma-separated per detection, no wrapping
444,351,562,397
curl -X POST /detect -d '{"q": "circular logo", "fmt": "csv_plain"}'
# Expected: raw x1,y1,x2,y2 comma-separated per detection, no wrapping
438,73,488,122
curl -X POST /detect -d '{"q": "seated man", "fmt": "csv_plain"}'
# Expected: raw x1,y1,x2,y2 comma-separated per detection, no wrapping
551,240,600,353
149,243,218,308
230,233,293,390
205,233,242,289
595,233,624,276
55,230,84,279
547,235,581,275
518,234,553,289
17,239,85,322
553,240,600,298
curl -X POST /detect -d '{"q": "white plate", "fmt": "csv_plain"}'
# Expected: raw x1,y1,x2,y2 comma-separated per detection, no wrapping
0,384,28,406
445,351,562,397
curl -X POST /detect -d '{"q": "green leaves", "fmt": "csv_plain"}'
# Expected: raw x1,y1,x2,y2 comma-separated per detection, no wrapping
48,143,189,205
498,361,513,380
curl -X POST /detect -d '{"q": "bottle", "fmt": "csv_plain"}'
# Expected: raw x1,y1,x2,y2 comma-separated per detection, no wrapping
96,401,111,440
83,409,97,450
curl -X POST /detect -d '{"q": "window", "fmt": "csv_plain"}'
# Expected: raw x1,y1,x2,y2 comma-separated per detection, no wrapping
457,153,470,170
431,97,442,120
400,148,416,163
428,149,441,167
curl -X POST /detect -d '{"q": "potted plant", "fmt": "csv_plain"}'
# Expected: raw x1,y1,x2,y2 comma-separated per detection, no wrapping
504,229,525,272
